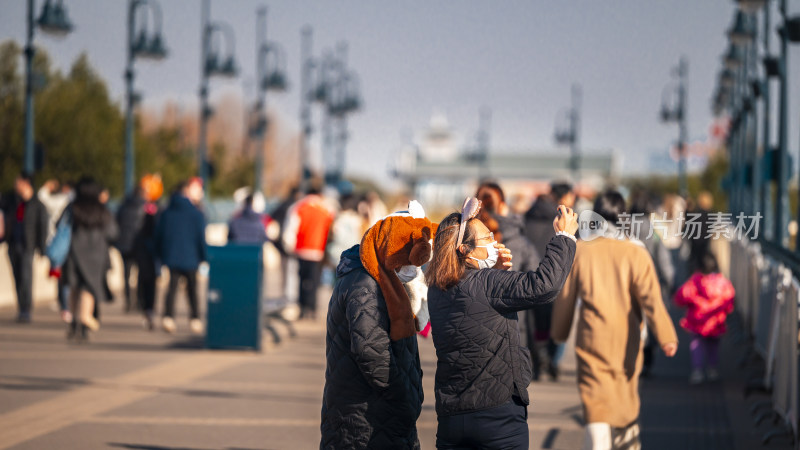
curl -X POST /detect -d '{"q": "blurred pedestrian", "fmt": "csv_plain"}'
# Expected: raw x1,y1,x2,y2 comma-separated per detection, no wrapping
38,179,72,243
155,179,207,335
426,198,578,450
630,191,675,378
359,191,387,228
136,174,163,330
270,186,300,301
523,182,576,381
475,183,503,243
524,182,575,257
38,179,73,321
115,186,147,312
687,191,714,272
674,249,734,385
1,172,49,323
64,177,118,340
282,185,334,320
227,193,267,245
553,190,678,450
661,194,688,288
325,193,365,268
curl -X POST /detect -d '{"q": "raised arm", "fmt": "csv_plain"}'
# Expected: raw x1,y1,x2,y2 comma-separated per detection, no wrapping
485,235,576,313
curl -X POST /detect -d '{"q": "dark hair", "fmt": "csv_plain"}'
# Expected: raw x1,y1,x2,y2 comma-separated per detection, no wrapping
696,250,719,275
550,182,573,202
593,190,626,225
477,182,505,210
17,172,33,185
72,176,110,229
172,180,187,195
629,190,651,215
426,212,479,290
340,193,358,212
244,194,254,208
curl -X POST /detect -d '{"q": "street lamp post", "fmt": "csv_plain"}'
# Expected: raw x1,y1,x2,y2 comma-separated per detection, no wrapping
299,26,314,192
660,57,688,198
311,44,361,189
774,0,791,245
554,84,581,184
23,0,73,174
252,6,287,195
198,0,238,191
124,0,167,196
759,5,772,237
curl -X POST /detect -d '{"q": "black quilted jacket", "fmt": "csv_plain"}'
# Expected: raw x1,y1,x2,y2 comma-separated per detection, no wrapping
428,235,576,416
320,245,423,450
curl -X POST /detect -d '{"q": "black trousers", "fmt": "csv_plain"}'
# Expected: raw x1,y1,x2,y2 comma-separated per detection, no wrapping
9,246,33,315
436,397,529,449
164,268,199,319
136,253,157,313
121,254,136,310
298,259,322,317
525,304,557,378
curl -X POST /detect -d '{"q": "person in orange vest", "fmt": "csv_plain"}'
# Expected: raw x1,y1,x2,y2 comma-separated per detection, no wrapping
282,186,335,319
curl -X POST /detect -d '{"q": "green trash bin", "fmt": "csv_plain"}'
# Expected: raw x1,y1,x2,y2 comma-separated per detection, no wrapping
206,244,263,351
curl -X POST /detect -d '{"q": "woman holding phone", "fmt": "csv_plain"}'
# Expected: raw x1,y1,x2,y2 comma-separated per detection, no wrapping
426,197,578,449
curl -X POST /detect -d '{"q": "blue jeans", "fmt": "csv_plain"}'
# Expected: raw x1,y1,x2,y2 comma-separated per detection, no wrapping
436,397,528,449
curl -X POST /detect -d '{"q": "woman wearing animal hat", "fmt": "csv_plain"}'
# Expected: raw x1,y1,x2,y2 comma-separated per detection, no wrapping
320,201,437,450
426,197,578,449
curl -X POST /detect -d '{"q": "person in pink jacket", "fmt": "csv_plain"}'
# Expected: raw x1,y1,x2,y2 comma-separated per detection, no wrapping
673,250,735,384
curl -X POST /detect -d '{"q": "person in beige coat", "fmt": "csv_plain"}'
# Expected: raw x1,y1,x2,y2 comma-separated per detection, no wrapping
552,191,678,450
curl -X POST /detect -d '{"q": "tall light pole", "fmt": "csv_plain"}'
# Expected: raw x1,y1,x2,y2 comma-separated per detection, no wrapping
476,106,492,180
252,6,287,195
554,84,581,184
298,26,314,192
660,57,688,198
125,0,167,196
311,45,361,188
24,0,74,174
198,0,238,191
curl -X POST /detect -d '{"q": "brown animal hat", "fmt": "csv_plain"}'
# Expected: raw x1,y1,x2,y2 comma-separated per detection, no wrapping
360,202,438,341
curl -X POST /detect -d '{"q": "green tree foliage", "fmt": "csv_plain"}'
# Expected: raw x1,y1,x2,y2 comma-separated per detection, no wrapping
35,53,126,195
136,125,196,194
0,41,24,189
0,39,251,199
0,43,126,194
208,142,255,198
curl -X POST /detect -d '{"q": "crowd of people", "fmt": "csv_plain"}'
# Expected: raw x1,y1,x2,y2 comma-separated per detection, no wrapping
0,173,209,338
318,182,736,450
1,172,737,449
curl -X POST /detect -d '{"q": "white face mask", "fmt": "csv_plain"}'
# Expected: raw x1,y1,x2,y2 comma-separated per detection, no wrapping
395,265,421,283
469,241,499,269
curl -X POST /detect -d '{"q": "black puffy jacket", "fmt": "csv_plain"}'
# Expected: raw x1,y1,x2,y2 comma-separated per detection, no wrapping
320,245,423,450
428,235,576,416
115,193,146,256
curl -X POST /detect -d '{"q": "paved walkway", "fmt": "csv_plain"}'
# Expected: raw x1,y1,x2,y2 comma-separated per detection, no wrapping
0,294,793,449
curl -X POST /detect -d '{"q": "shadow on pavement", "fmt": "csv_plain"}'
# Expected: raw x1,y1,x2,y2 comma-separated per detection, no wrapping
109,443,264,450
0,374,321,404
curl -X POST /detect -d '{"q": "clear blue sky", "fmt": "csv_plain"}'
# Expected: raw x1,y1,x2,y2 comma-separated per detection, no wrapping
1,0,798,188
